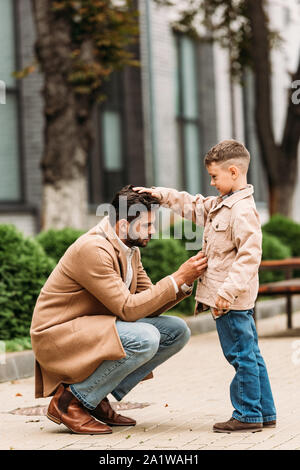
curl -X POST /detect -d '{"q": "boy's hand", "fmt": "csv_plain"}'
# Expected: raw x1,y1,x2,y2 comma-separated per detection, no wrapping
213,295,231,316
132,186,162,202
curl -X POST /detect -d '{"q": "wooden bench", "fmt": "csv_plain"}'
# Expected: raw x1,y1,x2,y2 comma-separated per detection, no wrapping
255,258,300,329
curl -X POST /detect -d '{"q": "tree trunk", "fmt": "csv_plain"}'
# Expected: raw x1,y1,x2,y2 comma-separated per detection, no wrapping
31,0,94,230
246,0,300,217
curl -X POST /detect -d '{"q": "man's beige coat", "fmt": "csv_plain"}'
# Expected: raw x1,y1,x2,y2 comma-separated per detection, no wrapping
154,185,262,313
30,216,190,398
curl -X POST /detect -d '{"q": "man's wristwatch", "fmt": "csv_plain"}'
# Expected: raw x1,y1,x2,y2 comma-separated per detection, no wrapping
181,283,193,294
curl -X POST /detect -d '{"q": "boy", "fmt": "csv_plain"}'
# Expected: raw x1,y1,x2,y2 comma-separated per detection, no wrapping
133,139,276,433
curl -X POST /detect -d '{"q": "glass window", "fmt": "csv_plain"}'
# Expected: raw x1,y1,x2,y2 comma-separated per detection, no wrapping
176,34,202,194
102,110,122,171
0,0,21,202
183,123,201,195
0,94,20,200
180,37,198,120
0,0,16,88
88,72,125,203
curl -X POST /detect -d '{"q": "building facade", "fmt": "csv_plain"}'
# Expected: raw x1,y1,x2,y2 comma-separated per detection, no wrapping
0,0,299,236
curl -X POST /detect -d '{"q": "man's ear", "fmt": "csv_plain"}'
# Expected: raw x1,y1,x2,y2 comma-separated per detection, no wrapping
118,219,129,237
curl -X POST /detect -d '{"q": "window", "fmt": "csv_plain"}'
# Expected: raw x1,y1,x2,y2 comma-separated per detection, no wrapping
88,72,126,204
0,0,21,202
175,34,202,194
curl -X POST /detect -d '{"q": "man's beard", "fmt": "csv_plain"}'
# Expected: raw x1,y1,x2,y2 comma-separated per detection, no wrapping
126,227,151,248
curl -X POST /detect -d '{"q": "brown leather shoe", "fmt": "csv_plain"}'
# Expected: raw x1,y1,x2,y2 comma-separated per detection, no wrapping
213,417,263,433
263,420,276,428
89,397,136,426
47,384,112,434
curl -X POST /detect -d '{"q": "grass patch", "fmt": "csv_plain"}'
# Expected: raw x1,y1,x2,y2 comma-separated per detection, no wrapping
3,336,32,353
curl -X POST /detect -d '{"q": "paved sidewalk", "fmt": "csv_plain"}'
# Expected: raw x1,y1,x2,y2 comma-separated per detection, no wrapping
1,312,300,451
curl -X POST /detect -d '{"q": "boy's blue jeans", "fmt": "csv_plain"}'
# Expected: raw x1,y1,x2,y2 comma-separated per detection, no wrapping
70,315,191,410
215,308,276,423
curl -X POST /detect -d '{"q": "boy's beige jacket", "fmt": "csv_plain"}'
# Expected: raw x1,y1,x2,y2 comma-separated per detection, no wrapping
154,185,262,313
30,216,190,398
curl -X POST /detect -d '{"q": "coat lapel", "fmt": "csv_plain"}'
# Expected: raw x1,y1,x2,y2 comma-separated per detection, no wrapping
95,216,139,289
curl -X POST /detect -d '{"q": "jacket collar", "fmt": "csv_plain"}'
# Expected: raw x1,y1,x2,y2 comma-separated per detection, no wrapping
95,216,138,255
211,184,254,213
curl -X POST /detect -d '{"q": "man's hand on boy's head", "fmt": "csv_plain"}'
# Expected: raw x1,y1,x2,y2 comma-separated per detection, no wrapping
132,186,162,203
214,295,231,316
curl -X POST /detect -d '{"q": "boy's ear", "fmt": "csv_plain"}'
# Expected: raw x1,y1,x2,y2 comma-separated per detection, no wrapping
228,165,239,179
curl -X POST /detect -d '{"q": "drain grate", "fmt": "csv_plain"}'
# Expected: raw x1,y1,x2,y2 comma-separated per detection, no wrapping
8,401,151,416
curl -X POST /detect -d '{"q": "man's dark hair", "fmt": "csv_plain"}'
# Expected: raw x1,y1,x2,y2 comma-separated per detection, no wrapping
109,184,160,226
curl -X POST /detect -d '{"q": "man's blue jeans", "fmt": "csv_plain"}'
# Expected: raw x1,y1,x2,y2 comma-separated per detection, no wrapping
215,309,276,424
70,315,191,410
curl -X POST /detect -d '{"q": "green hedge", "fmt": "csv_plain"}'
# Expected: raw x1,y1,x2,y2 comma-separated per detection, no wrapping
262,214,300,257
36,227,85,263
262,214,300,277
260,231,292,283
0,225,55,340
140,237,196,315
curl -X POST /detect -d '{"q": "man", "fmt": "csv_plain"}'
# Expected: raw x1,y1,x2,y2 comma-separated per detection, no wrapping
30,185,207,435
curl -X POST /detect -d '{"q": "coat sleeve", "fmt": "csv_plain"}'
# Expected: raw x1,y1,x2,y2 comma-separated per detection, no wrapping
74,244,178,322
146,287,193,318
217,208,262,303
154,186,216,226
135,250,193,318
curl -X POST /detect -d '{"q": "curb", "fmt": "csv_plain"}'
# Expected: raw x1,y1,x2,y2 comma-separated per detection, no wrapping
1,295,300,383
0,349,34,384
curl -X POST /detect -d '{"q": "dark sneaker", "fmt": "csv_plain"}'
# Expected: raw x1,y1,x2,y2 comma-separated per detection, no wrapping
213,417,263,433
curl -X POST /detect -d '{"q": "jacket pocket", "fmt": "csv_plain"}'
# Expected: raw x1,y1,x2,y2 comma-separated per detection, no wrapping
212,219,228,232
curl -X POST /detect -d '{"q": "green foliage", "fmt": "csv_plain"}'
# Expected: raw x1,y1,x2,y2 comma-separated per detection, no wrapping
51,0,139,99
4,336,32,353
262,214,300,278
140,238,196,315
0,225,55,340
36,227,85,263
260,231,292,284
262,214,300,257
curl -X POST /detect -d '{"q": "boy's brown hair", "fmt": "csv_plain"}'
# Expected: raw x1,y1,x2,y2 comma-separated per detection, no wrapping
204,139,250,172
